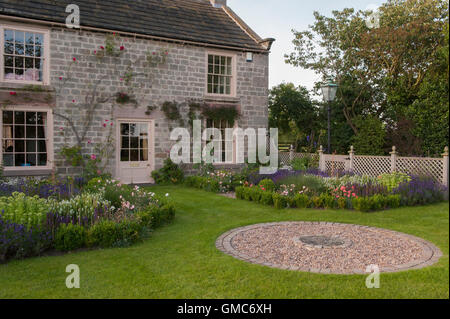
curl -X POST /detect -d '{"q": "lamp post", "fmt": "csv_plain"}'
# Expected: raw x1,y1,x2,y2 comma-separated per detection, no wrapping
321,79,338,154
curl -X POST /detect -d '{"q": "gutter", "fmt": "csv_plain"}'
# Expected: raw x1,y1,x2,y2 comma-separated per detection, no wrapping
0,14,270,54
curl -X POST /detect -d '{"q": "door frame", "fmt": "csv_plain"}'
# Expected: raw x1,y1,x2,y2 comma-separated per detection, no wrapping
115,118,155,184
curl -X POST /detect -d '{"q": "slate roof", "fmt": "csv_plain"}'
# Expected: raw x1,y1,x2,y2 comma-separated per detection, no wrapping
0,0,267,51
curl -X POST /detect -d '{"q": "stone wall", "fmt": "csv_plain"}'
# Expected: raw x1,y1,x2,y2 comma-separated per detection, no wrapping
0,22,269,179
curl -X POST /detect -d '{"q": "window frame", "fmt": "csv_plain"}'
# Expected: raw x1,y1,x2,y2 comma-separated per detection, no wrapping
0,106,54,172
205,50,237,98
0,23,50,85
204,118,236,165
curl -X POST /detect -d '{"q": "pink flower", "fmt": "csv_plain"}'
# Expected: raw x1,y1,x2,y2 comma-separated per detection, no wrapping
87,140,91,144
59,127,63,131
59,77,63,80
152,52,156,55
103,123,107,127
352,193,356,197
120,78,123,81
100,46,104,50
110,122,113,126
90,154,97,160
97,170,101,175
72,100,75,103
73,57,76,61
94,50,97,54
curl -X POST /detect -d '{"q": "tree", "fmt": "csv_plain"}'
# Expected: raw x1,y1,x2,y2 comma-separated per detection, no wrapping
351,115,386,155
285,0,449,156
268,83,319,151
407,22,449,156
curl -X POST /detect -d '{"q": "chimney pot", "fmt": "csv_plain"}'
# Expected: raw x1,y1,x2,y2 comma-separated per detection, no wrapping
210,0,227,8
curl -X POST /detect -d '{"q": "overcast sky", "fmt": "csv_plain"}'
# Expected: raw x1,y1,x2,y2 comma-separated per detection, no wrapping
227,0,385,90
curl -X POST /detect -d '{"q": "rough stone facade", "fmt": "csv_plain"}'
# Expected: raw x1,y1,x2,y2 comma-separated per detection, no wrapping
0,22,269,181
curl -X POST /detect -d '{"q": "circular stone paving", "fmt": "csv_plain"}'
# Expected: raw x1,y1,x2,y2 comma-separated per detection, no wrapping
216,222,442,274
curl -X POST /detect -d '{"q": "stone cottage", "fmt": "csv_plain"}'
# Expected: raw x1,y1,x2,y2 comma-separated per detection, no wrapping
0,0,274,183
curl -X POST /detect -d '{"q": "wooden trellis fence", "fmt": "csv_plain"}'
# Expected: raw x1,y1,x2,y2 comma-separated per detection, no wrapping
282,145,449,186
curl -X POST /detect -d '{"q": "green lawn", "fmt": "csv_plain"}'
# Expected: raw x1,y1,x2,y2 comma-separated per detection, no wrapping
0,186,448,299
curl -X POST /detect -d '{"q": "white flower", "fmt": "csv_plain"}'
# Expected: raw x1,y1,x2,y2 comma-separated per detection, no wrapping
165,193,169,197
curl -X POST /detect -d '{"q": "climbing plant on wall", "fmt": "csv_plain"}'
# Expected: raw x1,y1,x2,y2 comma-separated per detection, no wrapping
50,32,169,177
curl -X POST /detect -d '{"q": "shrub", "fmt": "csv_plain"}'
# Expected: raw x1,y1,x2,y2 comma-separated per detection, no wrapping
114,220,145,247
337,197,348,209
87,220,145,248
258,179,275,192
151,158,184,184
87,220,119,248
273,193,288,209
260,191,274,206
290,156,316,171
294,194,309,208
321,194,336,209
386,195,401,209
351,197,372,212
0,212,52,263
235,186,245,200
0,192,51,228
393,176,447,206
378,172,411,191
55,223,87,252
249,188,263,202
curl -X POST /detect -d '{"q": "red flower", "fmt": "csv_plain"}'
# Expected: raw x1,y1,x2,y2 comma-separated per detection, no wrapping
94,50,97,54
120,46,124,51
73,57,76,61
103,123,107,127
9,91,17,96
59,77,63,80
72,100,75,103
100,46,105,50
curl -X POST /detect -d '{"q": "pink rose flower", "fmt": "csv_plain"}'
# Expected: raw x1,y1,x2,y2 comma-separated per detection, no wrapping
91,154,97,160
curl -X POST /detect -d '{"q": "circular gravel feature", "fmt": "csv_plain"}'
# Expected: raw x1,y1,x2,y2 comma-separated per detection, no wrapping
216,222,442,274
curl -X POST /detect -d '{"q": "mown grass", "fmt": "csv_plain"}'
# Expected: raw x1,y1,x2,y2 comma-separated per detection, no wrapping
0,186,448,299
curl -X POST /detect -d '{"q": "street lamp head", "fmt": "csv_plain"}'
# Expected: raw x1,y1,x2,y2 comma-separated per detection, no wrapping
321,78,338,102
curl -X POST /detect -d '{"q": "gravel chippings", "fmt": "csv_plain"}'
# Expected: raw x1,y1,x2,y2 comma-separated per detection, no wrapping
216,222,442,274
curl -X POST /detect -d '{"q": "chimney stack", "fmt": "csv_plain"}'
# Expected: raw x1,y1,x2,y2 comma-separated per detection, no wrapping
210,0,227,8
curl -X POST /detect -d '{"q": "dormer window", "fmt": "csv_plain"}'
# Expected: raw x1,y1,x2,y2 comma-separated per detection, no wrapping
0,24,49,85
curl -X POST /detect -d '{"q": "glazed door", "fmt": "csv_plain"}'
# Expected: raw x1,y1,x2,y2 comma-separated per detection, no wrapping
117,120,153,184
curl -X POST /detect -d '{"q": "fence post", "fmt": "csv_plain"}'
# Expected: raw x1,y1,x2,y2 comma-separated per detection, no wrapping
390,146,398,173
443,146,449,187
289,144,294,163
318,145,325,172
348,145,355,172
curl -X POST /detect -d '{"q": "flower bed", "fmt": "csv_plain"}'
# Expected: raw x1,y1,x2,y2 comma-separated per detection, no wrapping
184,170,246,193
182,166,447,212
0,177,175,263
234,171,447,212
